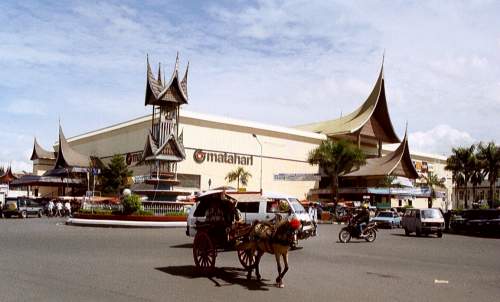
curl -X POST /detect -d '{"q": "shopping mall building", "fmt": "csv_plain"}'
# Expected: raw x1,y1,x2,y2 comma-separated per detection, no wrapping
19,56,454,209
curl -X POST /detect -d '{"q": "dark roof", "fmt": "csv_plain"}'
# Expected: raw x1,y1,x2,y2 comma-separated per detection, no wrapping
139,132,186,164
10,174,85,187
30,138,56,160
343,127,419,179
54,126,91,169
296,62,400,143
145,54,189,106
0,166,17,183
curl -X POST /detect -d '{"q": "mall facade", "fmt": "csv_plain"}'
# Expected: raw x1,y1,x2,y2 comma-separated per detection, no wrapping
25,56,453,209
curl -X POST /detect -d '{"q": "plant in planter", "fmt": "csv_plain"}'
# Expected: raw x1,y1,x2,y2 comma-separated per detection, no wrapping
122,194,142,215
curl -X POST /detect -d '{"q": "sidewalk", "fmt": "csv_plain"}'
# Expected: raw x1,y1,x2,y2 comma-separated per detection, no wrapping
66,218,187,228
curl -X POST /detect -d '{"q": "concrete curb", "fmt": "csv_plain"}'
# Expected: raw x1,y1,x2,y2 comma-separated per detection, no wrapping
66,218,187,228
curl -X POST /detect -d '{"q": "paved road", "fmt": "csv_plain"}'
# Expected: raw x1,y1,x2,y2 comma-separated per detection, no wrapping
0,218,499,302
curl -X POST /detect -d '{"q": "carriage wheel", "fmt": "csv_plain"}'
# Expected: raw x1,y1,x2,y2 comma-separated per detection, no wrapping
237,247,256,269
193,231,216,274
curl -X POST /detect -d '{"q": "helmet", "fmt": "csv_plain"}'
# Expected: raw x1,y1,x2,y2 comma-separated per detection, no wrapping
362,203,369,209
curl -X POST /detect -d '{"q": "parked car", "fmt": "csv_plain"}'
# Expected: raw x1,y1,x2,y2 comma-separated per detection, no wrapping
454,209,500,235
2,197,44,218
402,208,444,237
371,211,401,228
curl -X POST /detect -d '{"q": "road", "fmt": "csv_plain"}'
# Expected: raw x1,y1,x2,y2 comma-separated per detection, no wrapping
0,218,499,302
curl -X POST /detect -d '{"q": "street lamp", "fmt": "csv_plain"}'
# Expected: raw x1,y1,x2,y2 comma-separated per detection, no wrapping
252,133,263,193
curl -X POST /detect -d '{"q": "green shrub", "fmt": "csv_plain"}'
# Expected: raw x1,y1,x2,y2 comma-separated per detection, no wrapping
77,208,113,215
122,194,142,215
132,210,154,216
163,211,188,217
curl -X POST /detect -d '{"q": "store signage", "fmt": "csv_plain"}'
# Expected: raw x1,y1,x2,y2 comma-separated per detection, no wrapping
193,149,253,166
126,151,143,165
273,173,321,181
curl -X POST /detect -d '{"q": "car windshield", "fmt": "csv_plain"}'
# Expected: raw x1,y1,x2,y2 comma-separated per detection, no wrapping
290,201,306,214
377,212,393,217
421,209,443,219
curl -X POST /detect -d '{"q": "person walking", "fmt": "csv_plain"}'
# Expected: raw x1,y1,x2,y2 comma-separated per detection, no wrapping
64,201,71,217
47,200,54,217
55,200,63,217
308,202,318,236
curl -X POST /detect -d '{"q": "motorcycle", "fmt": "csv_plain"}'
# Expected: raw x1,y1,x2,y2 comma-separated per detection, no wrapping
338,218,378,243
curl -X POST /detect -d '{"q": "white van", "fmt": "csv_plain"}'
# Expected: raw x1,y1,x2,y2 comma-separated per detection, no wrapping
186,191,315,240
402,208,444,237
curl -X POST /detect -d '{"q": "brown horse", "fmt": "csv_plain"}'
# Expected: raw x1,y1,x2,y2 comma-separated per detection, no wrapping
240,216,301,288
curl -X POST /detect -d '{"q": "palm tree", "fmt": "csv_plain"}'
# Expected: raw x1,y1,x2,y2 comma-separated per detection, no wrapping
448,145,475,208
424,172,446,208
470,155,485,204
477,142,500,208
225,166,252,190
445,153,464,208
307,139,366,205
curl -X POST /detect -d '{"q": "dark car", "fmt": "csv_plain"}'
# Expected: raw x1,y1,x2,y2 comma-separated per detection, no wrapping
3,197,44,218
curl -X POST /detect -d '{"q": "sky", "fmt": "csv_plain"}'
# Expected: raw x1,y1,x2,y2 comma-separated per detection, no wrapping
1,0,499,173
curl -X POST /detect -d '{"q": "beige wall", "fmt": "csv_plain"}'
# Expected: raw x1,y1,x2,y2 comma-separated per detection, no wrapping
68,115,322,199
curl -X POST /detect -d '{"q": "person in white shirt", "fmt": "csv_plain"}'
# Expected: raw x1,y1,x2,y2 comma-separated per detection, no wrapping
64,201,71,217
56,201,63,217
308,202,318,236
47,200,54,217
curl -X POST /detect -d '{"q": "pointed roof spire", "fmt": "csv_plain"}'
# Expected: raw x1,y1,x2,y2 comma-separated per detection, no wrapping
54,125,90,168
175,51,179,71
30,137,56,160
181,61,189,97
0,166,17,183
157,62,162,86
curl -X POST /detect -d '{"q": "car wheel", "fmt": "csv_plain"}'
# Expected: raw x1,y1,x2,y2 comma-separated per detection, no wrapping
20,211,27,219
437,231,443,238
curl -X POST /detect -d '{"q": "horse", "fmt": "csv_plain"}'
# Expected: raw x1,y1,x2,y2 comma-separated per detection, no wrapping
240,216,301,288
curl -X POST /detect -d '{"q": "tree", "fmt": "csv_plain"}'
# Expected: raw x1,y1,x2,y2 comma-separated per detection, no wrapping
225,166,252,190
446,146,475,208
424,172,446,208
445,153,464,209
477,142,500,208
469,155,485,204
307,139,366,205
100,154,133,195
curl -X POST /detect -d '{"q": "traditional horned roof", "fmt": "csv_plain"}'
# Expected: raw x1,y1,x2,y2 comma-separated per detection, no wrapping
54,126,90,169
145,54,189,106
0,166,17,183
343,127,418,179
296,62,400,143
30,138,56,160
139,132,186,164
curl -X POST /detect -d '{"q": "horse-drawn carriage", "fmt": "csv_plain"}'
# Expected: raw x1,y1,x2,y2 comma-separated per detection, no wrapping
191,191,301,287
191,191,260,274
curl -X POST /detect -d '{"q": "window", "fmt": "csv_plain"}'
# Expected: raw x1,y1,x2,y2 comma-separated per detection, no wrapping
237,202,260,213
177,173,201,188
266,199,289,213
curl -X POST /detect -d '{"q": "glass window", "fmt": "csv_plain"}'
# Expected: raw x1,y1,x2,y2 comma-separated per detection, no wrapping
421,209,443,219
377,212,393,218
266,199,289,213
290,201,306,214
237,202,260,213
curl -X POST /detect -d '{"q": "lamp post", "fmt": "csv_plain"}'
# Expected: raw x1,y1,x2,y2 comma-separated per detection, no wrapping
252,133,263,193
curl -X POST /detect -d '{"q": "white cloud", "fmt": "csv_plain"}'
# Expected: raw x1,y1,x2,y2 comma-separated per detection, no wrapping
5,100,47,116
409,125,476,155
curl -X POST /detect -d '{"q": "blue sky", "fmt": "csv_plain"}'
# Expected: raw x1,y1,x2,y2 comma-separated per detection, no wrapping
1,0,499,172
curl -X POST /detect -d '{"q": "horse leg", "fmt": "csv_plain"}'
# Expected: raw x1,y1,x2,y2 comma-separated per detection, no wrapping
277,251,289,288
254,250,264,281
274,251,283,287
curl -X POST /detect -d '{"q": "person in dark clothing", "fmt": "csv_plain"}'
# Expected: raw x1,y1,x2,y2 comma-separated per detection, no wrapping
353,204,370,236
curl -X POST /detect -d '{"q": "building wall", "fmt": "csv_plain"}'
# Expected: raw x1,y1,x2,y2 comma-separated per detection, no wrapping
67,113,323,199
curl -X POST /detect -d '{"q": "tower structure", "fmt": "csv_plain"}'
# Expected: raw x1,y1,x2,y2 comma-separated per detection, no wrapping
134,54,190,201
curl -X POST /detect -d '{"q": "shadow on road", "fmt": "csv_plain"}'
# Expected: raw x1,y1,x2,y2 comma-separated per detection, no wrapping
169,243,193,249
155,265,271,291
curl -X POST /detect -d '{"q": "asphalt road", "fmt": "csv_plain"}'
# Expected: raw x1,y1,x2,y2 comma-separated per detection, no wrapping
0,218,499,302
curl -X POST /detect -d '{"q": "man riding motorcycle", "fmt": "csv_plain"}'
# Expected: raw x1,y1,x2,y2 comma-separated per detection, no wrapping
353,204,370,237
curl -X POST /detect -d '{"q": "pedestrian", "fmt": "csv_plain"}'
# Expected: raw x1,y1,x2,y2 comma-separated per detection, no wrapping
64,201,71,217
56,200,63,217
47,200,54,217
308,202,318,236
